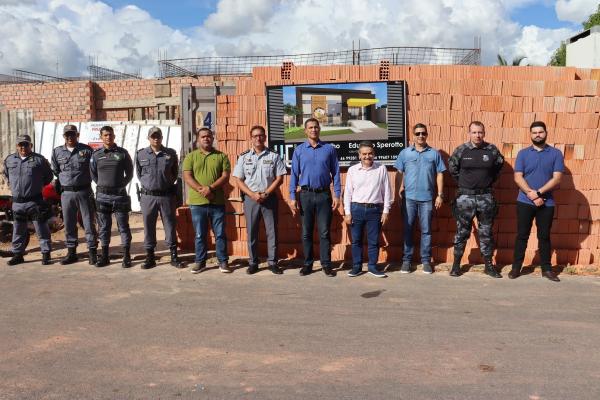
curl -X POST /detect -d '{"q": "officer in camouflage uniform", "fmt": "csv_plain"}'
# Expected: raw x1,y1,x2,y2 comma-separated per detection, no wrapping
448,121,504,278
3,134,54,265
135,126,184,269
90,125,134,268
51,124,98,265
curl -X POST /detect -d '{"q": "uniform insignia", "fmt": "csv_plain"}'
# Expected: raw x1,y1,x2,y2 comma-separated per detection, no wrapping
79,151,86,157
483,155,489,162
165,155,171,160
263,160,273,165
113,153,122,160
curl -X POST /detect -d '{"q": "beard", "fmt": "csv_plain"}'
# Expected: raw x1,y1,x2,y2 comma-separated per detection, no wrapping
532,136,546,145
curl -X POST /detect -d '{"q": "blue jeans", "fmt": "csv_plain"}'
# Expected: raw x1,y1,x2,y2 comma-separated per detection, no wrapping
350,203,382,269
299,190,332,267
190,204,228,263
402,198,433,263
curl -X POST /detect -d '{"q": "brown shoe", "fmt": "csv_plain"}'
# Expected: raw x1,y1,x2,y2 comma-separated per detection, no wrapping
508,269,521,279
542,270,560,282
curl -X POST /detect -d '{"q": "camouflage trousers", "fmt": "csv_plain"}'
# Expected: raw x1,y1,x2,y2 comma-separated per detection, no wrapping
451,193,498,259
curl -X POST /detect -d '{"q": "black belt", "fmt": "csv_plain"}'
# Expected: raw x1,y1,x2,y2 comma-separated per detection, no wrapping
140,187,175,196
97,186,126,195
12,193,43,203
457,188,492,195
300,186,329,193
352,202,382,208
62,184,91,192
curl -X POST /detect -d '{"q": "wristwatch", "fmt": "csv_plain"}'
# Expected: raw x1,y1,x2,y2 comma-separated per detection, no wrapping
536,190,544,199
437,193,445,200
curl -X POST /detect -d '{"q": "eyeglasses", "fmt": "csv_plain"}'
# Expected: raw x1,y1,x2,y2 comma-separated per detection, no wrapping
251,134,266,138
413,132,428,137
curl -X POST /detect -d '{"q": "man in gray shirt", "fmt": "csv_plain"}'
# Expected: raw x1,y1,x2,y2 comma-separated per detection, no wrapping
232,125,286,275
51,124,97,265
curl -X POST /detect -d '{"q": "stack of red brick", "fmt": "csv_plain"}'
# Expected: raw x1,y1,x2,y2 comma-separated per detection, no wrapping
176,64,600,267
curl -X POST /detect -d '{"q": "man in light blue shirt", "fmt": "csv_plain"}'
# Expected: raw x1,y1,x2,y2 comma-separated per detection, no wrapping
395,123,446,274
289,118,341,277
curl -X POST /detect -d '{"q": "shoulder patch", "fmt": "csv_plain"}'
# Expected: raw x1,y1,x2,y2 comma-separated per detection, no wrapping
239,149,251,156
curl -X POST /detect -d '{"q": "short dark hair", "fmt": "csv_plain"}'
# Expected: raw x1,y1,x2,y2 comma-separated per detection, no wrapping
358,141,374,150
469,121,485,131
100,126,114,135
304,118,320,128
413,123,427,133
250,125,266,135
196,127,213,137
530,121,547,132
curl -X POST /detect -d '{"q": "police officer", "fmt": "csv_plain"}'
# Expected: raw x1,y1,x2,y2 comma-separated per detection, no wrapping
232,125,286,275
51,124,98,265
448,121,504,278
135,127,184,269
3,134,54,265
90,125,134,268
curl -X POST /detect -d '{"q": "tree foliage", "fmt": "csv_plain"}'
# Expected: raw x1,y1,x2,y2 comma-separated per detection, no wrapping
548,4,600,66
582,4,600,30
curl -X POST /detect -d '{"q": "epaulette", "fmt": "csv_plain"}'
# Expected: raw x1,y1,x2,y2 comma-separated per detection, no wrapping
239,149,251,156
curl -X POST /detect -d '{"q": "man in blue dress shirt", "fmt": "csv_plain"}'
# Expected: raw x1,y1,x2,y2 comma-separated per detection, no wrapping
289,118,341,277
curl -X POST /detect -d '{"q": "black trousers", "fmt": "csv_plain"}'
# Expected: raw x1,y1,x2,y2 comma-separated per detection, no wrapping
512,201,555,271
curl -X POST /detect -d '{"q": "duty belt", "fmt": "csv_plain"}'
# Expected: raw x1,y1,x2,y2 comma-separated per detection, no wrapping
140,187,175,196
457,188,493,195
12,193,43,203
62,184,91,192
97,186,126,195
300,186,329,193
352,202,382,208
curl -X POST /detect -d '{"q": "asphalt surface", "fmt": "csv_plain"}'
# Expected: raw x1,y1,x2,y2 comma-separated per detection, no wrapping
1,258,600,400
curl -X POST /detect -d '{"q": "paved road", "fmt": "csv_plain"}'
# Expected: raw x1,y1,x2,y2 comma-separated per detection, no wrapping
1,259,599,399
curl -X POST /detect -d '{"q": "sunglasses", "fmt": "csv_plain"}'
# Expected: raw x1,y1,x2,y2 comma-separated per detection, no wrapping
414,132,428,137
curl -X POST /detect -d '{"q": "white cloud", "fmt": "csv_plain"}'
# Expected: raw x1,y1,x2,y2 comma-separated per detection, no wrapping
0,0,584,77
555,0,599,24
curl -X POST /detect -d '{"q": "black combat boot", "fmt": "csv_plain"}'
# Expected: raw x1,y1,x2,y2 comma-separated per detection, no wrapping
7,253,25,266
122,246,132,268
484,258,502,278
60,247,78,265
169,246,185,268
41,252,52,265
88,248,98,265
141,248,156,269
450,255,462,277
96,247,110,267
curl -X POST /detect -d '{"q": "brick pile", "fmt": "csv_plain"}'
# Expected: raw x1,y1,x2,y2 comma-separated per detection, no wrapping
177,64,600,267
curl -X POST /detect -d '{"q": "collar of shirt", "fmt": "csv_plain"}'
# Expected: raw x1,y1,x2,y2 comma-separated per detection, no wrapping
302,140,324,149
528,144,549,152
408,145,431,153
466,141,488,150
102,145,118,153
357,161,380,170
251,148,269,157
146,146,164,155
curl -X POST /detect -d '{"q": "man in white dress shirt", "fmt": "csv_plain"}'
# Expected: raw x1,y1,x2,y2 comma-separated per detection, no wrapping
343,141,392,277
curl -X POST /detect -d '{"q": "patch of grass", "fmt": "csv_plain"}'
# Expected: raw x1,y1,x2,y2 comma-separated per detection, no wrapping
376,123,388,129
284,127,354,140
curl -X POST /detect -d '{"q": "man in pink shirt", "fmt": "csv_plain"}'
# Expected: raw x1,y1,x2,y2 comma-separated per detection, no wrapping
343,141,392,277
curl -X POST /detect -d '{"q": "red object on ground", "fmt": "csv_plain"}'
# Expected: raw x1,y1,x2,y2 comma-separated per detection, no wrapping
42,182,61,201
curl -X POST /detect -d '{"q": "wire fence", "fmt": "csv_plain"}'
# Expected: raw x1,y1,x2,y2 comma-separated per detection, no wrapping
159,46,481,78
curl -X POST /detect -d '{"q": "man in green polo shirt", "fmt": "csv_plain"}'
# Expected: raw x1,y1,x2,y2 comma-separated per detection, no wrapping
182,127,231,274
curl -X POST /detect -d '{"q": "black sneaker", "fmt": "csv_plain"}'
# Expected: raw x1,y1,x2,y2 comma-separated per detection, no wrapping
400,261,411,274
347,266,362,277
299,265,312,276
422,263,433,274
322,265,335,277
246,264,259,275
191,261,206,274
8,254,24,266
368,267,387,278
269,264,283,275
219,262,233,273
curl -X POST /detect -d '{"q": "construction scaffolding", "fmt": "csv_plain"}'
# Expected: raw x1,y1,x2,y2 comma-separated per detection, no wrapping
88,65,141,81
158,45,481,78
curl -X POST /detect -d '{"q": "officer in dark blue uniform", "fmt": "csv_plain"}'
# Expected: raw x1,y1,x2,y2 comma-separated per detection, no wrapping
51,124,98,265
135,127,184,269
90,125,134,268
3,134,54,265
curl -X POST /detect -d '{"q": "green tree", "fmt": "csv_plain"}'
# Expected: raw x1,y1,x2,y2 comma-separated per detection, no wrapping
549,43,566,66
497,54,528,66
583,4,600,29
548,4,600,66
283,103,302,128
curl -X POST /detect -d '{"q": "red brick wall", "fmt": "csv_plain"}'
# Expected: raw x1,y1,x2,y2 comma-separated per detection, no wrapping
186,64,600,267
0,80,94,121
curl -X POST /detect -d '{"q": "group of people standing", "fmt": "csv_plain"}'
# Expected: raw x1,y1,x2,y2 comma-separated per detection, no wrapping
3,118,564,282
